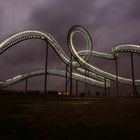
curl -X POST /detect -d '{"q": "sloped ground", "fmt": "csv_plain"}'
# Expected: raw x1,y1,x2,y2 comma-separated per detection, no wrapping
0,93,140,140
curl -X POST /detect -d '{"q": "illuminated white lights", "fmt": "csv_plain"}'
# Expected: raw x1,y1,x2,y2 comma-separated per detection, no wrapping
13,75,22,80
58,91,70,96
0,26,140,90
0,69,106,88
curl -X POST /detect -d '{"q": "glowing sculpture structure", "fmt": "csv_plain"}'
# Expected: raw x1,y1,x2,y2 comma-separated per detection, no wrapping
0,25,140,94
0,69,105,89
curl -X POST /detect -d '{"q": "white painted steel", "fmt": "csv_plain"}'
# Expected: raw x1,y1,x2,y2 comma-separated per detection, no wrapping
0,25,140,89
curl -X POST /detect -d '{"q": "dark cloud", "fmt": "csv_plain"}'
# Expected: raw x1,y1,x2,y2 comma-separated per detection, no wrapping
31,0,140,49
31,0,97,42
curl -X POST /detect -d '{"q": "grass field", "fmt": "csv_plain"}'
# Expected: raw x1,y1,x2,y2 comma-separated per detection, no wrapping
0,92,140,140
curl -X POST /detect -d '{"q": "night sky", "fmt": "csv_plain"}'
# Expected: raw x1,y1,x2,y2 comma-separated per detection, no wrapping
0,0,140,94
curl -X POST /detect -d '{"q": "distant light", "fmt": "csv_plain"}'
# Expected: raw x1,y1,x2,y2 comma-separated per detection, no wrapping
66,92,69,95
58,91,70,96
58,92,62,95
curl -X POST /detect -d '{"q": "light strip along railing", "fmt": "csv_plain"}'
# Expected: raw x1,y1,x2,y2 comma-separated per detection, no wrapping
0,69,105,89
0,25,140,89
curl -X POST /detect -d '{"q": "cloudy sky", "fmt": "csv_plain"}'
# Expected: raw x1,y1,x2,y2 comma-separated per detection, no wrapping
0,0,140,94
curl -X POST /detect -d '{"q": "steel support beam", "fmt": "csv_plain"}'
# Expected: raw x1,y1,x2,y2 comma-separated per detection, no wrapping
85,69,87,97
87,70,90,96
130,53,136,96
70,54,73,95
115,58,119,96
25,78,28,93
65,64,68,93
76,80,78,96
104,77,107,96
44,41,48,94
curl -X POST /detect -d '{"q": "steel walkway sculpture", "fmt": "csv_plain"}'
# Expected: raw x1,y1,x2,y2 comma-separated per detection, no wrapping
0,69,106,89
0,25,140,93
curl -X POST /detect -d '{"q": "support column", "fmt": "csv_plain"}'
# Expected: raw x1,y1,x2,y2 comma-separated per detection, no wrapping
25,78,28,93
76,80,78,96
44,41,48,95
85,69,87,97
65,64,68,93
70,54,73,95
87,70,90,96
84,70,90,97
104,77,107,96
130,53,136,96
115,58,119,96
